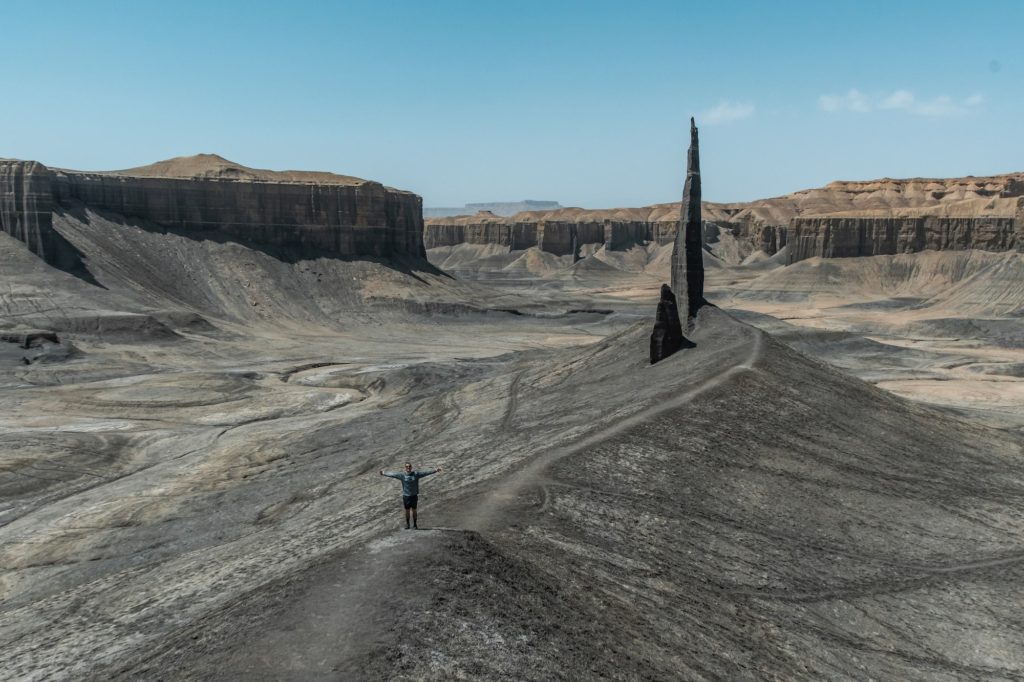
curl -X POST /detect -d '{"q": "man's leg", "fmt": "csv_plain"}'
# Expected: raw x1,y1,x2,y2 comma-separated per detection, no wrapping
411,496,418,529
412,507,418,529
403,497,411,529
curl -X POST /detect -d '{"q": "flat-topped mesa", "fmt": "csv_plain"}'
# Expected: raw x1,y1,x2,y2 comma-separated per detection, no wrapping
0,155,425,265
670,117,705,322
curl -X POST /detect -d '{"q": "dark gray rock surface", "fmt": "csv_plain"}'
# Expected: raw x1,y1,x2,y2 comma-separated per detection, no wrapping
0,155,427,267
649,283,689,363
787,214,1023,263
671,117,705,321
0,160,85,272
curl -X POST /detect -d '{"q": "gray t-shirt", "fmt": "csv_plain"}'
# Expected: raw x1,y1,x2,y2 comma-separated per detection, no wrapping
383,469,437,496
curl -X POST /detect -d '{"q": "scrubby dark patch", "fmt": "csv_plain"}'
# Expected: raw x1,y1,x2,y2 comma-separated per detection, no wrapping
566,308,614,315
279,361,351,382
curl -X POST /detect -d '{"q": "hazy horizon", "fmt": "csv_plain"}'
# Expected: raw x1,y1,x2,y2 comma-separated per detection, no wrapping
3,1,1022,208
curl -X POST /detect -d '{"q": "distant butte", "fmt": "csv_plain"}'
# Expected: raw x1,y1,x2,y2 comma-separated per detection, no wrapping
79,153,370,186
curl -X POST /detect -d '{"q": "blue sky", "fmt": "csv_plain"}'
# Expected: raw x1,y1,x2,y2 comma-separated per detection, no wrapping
2,1,1021,207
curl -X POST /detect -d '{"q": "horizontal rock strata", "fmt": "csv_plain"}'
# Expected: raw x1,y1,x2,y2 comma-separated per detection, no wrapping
787,214,1023,263
0,155,425,265
424,211,701,255
0,160,87,271
425,173,1024,263
0,160,55,260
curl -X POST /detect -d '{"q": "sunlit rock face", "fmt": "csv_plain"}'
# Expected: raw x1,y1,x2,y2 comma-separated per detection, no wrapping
787,215,1021,263
425,173,1024,267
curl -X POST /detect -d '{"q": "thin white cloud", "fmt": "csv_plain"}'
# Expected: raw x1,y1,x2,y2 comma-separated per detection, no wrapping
702,101,755,125
879,89,914,110
819,89,869,113
819,89,983,116
915,95,961,116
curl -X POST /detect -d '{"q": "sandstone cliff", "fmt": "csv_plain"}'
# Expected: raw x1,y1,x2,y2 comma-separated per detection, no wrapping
425,173,1024,264
0,159,84,271
0,154,425,268
786,214,1021,263
423,209,679,258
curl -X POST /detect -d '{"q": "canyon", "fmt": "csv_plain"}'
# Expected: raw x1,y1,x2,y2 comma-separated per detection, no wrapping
1,154,1023,681
425,172,1024,265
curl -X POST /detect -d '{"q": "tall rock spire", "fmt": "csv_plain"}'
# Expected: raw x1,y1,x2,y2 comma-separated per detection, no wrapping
671,117,704,322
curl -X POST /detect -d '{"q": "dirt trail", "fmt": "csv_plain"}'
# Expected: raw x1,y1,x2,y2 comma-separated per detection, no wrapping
462,323,763,533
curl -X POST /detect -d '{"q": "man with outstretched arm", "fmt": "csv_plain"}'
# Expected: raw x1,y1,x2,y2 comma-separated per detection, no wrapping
380,462,442,529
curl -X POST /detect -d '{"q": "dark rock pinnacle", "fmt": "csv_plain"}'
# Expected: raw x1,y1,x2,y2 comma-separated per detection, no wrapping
671,117,705,323
650,284,692,363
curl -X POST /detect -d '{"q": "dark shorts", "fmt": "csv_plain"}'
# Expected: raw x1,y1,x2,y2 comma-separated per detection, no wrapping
403,495,418,509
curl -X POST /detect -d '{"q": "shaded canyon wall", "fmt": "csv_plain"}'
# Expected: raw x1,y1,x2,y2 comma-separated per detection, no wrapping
424,215,781,260
786,213,1023,263
0,159,425,266
0,160,84,270
426,210,1022,263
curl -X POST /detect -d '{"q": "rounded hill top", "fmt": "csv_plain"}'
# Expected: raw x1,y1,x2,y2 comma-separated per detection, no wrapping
91,154,370,186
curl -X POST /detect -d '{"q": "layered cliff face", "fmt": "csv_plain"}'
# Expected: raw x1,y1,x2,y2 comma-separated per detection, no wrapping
0,155,425,266
787,215,1021,263
1,160,54,260
0,160,85,271
422,211,678,258
425,172,1024,265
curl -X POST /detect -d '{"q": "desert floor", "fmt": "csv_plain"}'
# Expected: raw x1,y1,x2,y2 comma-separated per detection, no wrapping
2,219,1023,680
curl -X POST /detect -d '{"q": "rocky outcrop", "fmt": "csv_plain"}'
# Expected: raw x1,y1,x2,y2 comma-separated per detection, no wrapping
0,155,426,265
0,160,52,254
0,330,60,348
671,118,704,320
649,284,689,363
1019,197,1024,239
787,215,1021,263
651,118,703,362
422,214,539,251
425,172,1024,265
423,212,676,258
0,160,86,271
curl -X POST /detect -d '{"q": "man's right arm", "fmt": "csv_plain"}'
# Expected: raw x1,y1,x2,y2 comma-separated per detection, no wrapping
380,471,401,478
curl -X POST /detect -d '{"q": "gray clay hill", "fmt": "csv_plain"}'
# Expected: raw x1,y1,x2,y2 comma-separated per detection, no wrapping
1,147,1024,681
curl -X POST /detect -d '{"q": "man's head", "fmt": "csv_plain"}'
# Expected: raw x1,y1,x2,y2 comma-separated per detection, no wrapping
404,462,413,472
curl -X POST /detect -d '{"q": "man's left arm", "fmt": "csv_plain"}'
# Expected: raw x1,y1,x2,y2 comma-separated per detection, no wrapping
416,466,442,479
